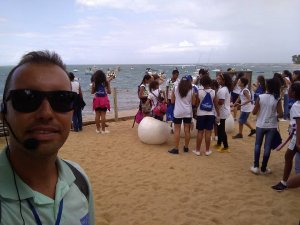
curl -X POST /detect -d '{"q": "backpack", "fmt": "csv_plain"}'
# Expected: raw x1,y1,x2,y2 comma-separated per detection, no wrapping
0,160,89,223
200,90,213,112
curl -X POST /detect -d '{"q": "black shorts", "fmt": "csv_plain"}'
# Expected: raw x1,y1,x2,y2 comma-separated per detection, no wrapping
196,115,215,130
231,92,239,103
173,117,192,124
95,107,107,112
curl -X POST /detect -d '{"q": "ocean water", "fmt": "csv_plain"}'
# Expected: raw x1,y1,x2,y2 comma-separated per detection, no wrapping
1,63,300,116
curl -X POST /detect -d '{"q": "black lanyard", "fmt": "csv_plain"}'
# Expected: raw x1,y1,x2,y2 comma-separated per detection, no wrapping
27,198,64,225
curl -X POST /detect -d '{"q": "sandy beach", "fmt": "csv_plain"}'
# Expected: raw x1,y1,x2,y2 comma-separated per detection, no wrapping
1,115,299,225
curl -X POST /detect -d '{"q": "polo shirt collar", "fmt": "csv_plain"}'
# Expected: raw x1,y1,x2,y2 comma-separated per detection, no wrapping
0,147,76,201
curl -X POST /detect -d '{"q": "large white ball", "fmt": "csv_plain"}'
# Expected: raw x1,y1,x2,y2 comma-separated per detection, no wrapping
138,117,171,144
225,114,235,133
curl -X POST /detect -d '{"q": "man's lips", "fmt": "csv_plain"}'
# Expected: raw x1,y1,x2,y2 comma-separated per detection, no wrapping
27,126,60,140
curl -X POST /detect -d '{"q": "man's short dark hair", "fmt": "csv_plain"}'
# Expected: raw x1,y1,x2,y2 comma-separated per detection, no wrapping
2,50,67,102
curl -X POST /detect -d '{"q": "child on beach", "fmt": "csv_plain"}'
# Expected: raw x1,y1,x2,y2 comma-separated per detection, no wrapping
166,69,179,122
193,75,219,156
272,82,300,191
252,75,266,103
168,76,195,154
215,73,232,153
231,72,245,121
138,74,152,117
148,80,165,121
92,70,112,134
232,77,256,139
250,78,283,175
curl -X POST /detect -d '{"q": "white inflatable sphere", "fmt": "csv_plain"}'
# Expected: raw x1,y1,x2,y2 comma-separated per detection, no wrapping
225,114,235,133
138,117,171,145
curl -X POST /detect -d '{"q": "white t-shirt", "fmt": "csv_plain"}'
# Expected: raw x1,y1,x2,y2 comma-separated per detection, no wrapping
283,77,290,95
173,86,193,118
232,84,241,94
240,88,253,112
148,89,160,111
71,81,80,94
256,94,279,128
166,78,179,100
290,101,300,132
217,86,231,119
197,88,215,116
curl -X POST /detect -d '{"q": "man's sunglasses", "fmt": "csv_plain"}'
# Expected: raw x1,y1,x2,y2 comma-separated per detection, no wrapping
6,89,77,113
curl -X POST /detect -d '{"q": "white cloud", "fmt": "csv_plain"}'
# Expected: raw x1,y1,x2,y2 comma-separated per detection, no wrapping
76,0,157,12
179,41,194,48
0,17,7,23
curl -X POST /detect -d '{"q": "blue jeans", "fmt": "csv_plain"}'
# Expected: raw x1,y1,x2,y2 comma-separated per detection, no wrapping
295,152,300,174
283,94,290,120
72,108,83,131
253,127,277,172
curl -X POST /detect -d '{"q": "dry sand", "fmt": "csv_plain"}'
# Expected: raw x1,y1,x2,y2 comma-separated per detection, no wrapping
1,117,300,225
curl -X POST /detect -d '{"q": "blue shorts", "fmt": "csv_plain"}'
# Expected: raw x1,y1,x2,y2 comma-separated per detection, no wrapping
173,117,192,124
196,115,215,130
239,111,250,124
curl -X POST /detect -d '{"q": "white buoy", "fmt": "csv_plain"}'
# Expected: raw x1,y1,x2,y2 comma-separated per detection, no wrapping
225,114,235,133
138,117,171,145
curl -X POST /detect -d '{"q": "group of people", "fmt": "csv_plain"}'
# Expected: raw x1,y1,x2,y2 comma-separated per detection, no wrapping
137,67,300,192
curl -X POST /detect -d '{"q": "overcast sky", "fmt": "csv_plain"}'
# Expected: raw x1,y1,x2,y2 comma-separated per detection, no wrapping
1,0,300,65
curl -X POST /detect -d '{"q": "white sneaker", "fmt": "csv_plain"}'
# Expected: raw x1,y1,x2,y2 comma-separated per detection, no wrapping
250,166,259,175
205,150,212,156
192,150,201,156
261,168,272,175
102,130,110,134
96,129,101,134
279,119,287,122
214,136,218,141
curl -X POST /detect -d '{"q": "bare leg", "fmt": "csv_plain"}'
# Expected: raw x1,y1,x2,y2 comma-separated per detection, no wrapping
184,123,191,148
100,111,106,132
95,111,101,131
205,130,212,151
196,130,204,152
245,121,254,130
283,150,297,182
239,123,243,134
174,124,181,149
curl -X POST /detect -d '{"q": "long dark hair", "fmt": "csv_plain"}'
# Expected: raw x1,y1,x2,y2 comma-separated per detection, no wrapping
233,72,244,87
149,80,159,92
94,70,107,89
283,70,292,81
140,74,152,85
178,77,192,98
257,75,266,93
293,70,300,82
266,78,281,99
219,73,233,92
273,72,284,87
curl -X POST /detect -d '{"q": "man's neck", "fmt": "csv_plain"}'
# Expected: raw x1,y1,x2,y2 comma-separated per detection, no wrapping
7,147,58,199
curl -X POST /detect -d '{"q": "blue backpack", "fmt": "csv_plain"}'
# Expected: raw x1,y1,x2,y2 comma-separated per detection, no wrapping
200,90,213,111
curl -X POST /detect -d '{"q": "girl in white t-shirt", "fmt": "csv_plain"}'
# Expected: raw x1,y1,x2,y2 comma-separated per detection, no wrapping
193,75,220,156
232,77,255,139
251,78,283,175
168,76,196,154
231,72,245,121
272,82,300,191
215,73,233,153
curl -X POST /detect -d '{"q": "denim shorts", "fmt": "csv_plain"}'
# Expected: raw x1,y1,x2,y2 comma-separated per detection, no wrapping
196,115,215,130
173,117,192,124
239,111,250,124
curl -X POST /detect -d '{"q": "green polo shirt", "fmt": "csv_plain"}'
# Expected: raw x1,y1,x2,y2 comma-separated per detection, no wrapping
0,148,95,225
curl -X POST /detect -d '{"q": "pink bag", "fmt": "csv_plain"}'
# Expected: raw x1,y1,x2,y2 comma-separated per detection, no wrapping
135,110,144,123
153,102,167,117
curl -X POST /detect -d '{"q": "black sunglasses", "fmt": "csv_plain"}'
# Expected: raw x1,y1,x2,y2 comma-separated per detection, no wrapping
6,89,77,113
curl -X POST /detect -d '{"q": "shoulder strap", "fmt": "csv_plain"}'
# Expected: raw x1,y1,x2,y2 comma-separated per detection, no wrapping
151,91,162,103
63,160,89,202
